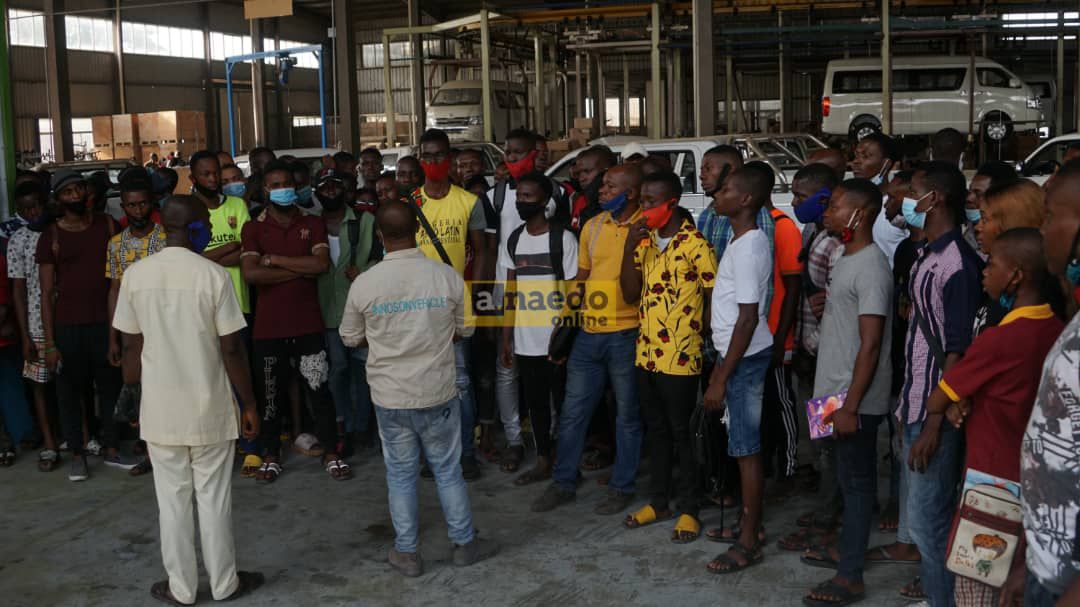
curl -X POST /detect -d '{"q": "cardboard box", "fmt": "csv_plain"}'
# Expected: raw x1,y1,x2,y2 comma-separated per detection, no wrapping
137,112,160,147
573,117,595,130
547,139,572,152
569,128,592,143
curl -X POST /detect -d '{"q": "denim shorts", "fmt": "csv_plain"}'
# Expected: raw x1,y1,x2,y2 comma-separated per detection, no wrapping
719,347,772,458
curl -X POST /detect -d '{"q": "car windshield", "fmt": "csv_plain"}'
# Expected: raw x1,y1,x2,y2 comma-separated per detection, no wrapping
431,89,482,106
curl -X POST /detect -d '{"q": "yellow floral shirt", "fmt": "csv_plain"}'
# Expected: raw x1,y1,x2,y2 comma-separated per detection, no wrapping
633,219,717,375
105,224,167,281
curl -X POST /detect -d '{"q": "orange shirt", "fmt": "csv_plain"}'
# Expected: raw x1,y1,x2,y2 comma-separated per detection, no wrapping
767,208,804,355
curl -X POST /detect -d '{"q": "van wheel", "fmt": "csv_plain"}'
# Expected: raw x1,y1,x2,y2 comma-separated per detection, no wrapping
848,117,881,141
981,113,1013,143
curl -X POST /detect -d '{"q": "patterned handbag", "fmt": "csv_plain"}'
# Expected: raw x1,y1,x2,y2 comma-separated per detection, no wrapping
945,482,1023,588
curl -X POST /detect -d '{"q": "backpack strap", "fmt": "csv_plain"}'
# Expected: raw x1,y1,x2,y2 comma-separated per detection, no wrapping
411,198,453,267
347,218,360,268
493,180,508,215
549,224,565,282
507,223,525,268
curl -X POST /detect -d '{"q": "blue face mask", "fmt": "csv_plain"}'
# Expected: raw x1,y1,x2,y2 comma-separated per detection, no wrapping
965,208,981,224
901,193,932,230
1067,230,1080,286
297,185,313,205
222,182,246,198
794,188,831,224
997,270,1018,311
187,220,212,253
601,191,629,216
268,187,298,207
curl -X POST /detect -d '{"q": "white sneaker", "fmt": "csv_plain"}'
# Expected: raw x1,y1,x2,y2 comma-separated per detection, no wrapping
68,456,89,482
59,441,69,452
85,439,103,456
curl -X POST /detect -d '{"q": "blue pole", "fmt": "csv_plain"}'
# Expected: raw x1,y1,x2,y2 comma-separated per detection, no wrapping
317,50,327,149
226,61,236,158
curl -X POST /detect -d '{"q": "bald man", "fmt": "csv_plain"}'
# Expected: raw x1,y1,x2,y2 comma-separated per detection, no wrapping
807,148,848,184
339,200,496,577
114,196,263,605
533,163,645,516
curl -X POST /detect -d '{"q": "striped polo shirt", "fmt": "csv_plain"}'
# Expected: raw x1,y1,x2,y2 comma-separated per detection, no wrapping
898,227,983,424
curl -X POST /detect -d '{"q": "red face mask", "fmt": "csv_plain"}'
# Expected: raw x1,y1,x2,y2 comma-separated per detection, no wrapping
641,199,677,230
421,157,452,182
506,150,538,181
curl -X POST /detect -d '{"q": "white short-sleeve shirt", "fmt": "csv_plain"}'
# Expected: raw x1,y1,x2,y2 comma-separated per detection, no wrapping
711,228,774,358
112,247,248,446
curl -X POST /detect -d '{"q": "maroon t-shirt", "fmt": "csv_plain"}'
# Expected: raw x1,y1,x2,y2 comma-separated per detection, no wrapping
940,308,1065,481
241,209,328,340
35,214,116,326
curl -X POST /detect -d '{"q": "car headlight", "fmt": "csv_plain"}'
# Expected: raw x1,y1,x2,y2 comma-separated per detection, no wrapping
1027,98,1041,109
468,115,482,126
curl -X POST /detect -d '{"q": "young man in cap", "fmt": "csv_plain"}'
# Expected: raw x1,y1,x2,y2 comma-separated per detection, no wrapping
38,170,128,480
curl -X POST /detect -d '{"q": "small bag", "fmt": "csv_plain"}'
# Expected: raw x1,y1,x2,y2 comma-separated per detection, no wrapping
114,383,142,424
945,483,1023,588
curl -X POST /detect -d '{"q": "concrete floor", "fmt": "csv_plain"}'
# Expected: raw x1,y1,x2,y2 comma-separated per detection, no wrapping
0,444,919,607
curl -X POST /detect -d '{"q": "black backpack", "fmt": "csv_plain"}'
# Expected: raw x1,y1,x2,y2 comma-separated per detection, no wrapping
506,223,569,282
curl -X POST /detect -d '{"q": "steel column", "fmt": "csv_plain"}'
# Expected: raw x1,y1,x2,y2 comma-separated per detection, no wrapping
44,0,73,162
692,0,714,136
383,35,395,145
649,2,662,139
200,1,218,151
334,0,359,153
481,9,493,142
1057,17,1065,137
534,36,545,134
250,19,267,146
622,55,630,132
408,0,425,144
725,53,734,133
113,0,126,114
575,53,584,120
881,1,892,135
778,11,786,132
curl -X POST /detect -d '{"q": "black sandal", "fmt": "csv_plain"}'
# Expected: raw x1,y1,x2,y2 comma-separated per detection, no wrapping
38,449,60,472
706,541,764,574
514,466,551,486
801,544,840,570
500,445,525,473
0,450,15,467
223,570,265,601
150,580,194,606
803,580,865,607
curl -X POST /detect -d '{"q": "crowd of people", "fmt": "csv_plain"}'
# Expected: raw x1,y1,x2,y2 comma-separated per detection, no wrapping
0,124,1078,607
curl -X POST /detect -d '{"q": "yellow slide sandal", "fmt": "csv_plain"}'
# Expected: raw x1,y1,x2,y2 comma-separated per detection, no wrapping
671,514,701,544
624,504,674,529
240,454,263,478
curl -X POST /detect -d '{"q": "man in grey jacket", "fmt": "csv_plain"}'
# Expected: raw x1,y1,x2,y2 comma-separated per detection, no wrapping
339,200,498,577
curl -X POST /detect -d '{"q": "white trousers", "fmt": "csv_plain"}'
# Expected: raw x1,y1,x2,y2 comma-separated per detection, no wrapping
148,440,239,603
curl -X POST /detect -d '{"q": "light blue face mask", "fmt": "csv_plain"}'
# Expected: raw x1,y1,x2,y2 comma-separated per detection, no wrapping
965,208,981,224
222,182,246,198
297,185,313,205
268,187,298,207
901,193,932,230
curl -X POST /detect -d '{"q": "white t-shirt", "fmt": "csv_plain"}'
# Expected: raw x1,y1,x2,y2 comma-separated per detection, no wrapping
328,234,341,265
711,229,774,358
500,228,579,356
872,198,907,270
488,183,556,283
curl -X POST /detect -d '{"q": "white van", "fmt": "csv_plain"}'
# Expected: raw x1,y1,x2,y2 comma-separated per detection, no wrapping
822,56,1044,142
426,80,528,143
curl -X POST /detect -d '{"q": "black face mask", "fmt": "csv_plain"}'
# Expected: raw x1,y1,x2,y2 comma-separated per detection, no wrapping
319,192,345,212
193,183,218,199
129,216,150,229
516,201,545,222
62,200,87,214
583,173,604,201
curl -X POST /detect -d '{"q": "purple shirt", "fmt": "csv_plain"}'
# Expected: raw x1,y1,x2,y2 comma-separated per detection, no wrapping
898,228,983,424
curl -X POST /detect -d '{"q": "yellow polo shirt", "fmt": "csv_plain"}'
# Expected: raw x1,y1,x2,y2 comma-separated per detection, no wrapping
633,219,717,375
578,207,643,334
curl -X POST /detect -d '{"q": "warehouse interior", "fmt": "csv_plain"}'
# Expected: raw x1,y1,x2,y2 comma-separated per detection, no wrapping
5,0,1080,173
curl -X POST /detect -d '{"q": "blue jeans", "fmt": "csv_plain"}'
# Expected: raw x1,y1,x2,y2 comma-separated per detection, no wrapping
718,347,772,458
324,329,372,434
835,414,883,581
454,339,477,459
375,397,474,553
552,329,641,495
903,420,961,607
1025,573,1063,607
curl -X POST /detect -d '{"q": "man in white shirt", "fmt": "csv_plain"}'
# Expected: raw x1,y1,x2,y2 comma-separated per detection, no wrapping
113,196,263,606
852,132,908,268
339,200,498,578
703,163,775,575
